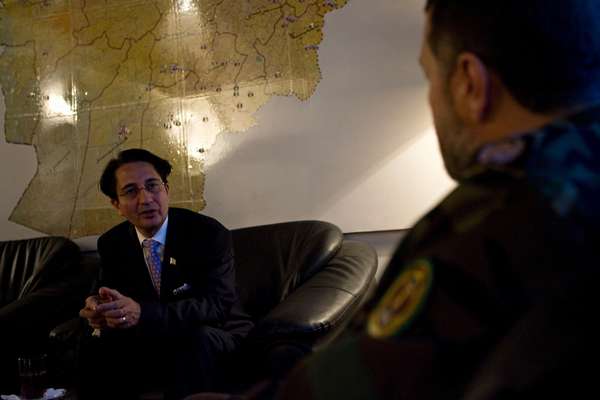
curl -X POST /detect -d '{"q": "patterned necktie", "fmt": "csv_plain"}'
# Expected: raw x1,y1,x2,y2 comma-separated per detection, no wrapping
142,239,163,294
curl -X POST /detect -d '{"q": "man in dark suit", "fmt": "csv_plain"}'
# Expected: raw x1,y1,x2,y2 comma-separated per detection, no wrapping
78,148,252,400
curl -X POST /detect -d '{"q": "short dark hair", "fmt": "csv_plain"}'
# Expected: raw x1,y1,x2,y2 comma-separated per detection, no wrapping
99,148,172,200
425,0,600,113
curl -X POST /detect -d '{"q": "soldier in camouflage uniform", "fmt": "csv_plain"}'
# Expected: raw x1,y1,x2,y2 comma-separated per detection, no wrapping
272,1,600,399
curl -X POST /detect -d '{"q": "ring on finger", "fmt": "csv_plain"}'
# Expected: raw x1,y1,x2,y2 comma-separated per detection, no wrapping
121,315,127,322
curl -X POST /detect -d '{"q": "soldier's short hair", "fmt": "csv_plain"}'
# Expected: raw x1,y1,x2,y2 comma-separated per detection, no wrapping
425,0,600,113
100,148,172,201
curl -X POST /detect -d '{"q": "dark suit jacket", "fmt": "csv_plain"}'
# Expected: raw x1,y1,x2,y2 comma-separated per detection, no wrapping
97,207,250,337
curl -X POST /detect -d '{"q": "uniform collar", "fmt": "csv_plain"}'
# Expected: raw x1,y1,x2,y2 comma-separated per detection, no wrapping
469,103,600,217
461,103,600,175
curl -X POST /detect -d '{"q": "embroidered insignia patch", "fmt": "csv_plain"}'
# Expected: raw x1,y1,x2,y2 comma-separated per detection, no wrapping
367,259,434,338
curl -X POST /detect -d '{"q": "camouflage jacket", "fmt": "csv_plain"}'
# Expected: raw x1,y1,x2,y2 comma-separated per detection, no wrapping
278,105,600,400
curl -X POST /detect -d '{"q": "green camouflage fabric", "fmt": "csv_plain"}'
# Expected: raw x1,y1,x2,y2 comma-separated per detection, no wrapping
277,105,600,400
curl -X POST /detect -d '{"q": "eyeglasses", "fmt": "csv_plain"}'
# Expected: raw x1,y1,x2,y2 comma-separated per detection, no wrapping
118,180,166,200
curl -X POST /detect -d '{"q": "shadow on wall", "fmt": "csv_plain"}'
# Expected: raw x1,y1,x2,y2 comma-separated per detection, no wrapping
202,0,434,230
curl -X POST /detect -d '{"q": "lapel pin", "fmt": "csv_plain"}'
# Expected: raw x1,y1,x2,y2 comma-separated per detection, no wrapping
170,257,177,266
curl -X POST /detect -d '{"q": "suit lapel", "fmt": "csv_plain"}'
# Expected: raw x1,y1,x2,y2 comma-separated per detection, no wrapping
161,209,178,300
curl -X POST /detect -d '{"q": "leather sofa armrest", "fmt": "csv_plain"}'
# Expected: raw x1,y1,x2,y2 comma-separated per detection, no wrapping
47,317,89,387
49,317,86,343
255,240,377,339
0,237,92,342
0,285,86,343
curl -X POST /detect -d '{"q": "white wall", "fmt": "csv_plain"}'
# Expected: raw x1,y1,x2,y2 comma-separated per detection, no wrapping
202,0,455,232
0,0,455,249
0,91,41,240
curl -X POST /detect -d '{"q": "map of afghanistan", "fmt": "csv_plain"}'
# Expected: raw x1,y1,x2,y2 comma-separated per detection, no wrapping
0,0,348,238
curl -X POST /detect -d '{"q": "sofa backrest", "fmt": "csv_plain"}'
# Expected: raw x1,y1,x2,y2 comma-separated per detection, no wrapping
0,237,81,307
231,220,343,320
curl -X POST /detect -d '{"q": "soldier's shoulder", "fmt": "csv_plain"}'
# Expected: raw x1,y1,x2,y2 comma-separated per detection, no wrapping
408,176,536,242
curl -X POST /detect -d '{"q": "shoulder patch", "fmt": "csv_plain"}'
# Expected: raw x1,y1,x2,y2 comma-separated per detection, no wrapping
367,259,434,339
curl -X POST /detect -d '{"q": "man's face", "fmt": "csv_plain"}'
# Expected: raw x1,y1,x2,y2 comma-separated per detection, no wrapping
419,12,480,180
111,161,169,237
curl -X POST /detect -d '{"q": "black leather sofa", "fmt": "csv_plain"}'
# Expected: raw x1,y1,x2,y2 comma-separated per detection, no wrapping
2,220,378,395
0,237,92,393
227,220,378,388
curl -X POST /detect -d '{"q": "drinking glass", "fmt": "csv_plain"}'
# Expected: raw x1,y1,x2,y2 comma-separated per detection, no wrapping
17,354,47,400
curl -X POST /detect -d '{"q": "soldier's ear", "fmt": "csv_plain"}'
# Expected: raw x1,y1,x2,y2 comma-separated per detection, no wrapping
450,52,491,124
